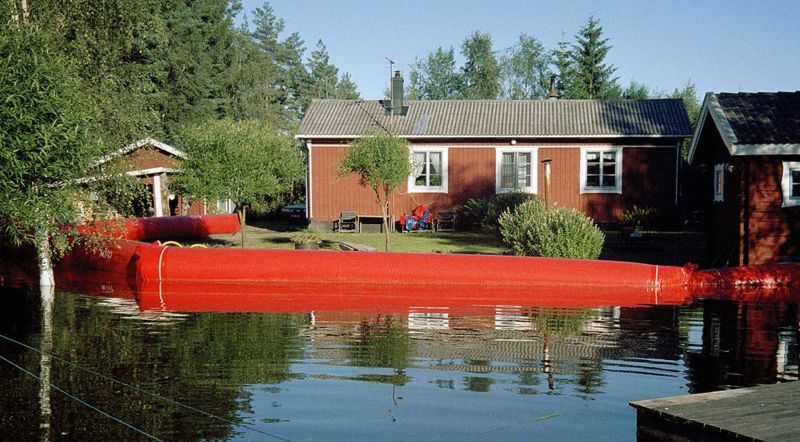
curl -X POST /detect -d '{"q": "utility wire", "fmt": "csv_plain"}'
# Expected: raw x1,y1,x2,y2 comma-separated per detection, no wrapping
0,354,162,441
0,333,289,441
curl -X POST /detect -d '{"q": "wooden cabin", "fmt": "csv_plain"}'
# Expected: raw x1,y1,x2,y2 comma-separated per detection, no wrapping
296,74,693,231
688,92,800,265
95,138,206,217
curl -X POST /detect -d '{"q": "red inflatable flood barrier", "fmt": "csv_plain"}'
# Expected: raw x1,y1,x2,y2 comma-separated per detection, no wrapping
47,214,800,312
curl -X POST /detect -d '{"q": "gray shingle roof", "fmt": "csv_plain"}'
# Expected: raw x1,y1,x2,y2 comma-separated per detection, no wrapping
296,99,693,139
716,92,800,145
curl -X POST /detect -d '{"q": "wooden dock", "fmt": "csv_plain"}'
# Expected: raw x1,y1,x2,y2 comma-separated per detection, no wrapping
630,381,800,441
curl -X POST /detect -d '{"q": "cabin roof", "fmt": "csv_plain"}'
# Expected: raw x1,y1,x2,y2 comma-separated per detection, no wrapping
296,99,693,140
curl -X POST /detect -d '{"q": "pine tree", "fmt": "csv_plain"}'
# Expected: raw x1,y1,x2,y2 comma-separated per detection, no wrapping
335,72,361,99
308,39,339,99
570,16,621,99
551,34,575,98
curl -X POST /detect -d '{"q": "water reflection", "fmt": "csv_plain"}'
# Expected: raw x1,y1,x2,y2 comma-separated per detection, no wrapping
0,275,798,439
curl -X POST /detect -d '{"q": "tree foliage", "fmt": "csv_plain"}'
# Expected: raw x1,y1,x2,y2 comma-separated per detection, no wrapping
339,132,411,251
460,31,501,99
407,46,462,100
568,16,621,99
174,118,304,246
500,33,551,99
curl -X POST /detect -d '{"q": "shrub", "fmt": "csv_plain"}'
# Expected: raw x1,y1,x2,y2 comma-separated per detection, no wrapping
458,197,490,229
499,199,605,259
621,205,660,229
484,191,537,235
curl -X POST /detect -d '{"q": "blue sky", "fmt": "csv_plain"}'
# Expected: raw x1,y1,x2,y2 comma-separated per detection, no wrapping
239,0,799,100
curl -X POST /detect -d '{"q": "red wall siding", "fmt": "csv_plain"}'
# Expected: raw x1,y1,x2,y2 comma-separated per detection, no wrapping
310,141,678,225
746,157,800,264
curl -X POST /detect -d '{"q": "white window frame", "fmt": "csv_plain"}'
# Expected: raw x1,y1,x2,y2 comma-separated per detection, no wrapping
495,148,538,194
781,161,800,208
408,147,448,193
215,198,234,213
713,163,725,202
580,147,622,194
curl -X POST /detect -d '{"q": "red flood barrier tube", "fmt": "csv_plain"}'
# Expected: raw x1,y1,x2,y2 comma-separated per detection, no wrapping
132,244,691,289
77,214,240,241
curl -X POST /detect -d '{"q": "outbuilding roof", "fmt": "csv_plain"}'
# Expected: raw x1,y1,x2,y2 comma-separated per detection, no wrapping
688,92,800,163
296,99,693,139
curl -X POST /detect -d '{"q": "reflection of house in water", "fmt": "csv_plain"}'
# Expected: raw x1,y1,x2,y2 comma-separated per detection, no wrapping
307,302,799,393
686,300,799,392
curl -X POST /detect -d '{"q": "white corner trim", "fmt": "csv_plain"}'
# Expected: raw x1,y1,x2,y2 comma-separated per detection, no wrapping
408,146,449,193
95,138,188,166
579,147,623,194
713,163,725,202
152,174,163,217
781,161,800,208
687,94,713,164
307,142,313,219
495,147,538,194
126,167,179,177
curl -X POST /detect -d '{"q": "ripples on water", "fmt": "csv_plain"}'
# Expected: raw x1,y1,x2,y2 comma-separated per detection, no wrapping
0,286,797,441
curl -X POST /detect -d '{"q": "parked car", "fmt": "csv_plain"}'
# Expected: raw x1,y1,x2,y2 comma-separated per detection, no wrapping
281,203,306,223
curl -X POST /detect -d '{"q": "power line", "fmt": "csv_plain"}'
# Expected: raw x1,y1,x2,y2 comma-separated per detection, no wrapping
0,354,162,441
0,333,289,441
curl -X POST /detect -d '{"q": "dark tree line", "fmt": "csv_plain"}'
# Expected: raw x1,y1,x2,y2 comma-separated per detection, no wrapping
407,16,699,121
8,0,359,141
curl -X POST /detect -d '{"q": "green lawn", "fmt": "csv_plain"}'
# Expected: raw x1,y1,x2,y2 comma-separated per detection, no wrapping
195,221,705,266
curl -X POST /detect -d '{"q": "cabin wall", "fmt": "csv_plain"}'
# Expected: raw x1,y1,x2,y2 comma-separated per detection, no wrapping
746,157,800,264
308,140,679,229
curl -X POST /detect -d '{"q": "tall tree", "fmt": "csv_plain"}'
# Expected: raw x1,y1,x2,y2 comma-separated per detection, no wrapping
279,32,314,121
339,132,411,252
671,80,701,158
0,24,122,285
621,80,653,99
551,34,575,98
569,16,620,99
501,33,551,99
174,118,304,247
308,39,339,99
407,46,462,100
460,31,501,99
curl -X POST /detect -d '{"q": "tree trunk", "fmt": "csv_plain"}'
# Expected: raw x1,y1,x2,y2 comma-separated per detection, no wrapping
381,200,391,252
36,228,54,287
238,206,247,249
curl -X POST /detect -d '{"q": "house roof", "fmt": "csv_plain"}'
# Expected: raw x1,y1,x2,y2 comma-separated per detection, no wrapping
687,92,800,163
94,138,187,166
296,99,693,140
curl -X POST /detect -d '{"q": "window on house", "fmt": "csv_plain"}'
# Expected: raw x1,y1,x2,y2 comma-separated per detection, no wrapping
713,163,725,202
781,161,800,207
496,148,537,193
580,148,622,193
409,148,447,192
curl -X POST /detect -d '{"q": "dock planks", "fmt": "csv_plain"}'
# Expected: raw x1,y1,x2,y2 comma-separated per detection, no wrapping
630,381,800,441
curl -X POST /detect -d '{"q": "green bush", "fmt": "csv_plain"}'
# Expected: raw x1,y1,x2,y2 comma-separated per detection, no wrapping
484,191,537,235
458,197,489,229
621,205,660,229
499,199,605,259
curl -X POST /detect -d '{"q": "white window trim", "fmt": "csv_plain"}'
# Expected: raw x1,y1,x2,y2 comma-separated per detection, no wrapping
781,161,800,208
580,147,622,194
713,163,725,202
408,147,448,193
495,147,538,194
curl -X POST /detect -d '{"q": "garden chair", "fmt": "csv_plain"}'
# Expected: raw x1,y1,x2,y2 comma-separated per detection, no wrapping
336,211,359,233
434,210,457,232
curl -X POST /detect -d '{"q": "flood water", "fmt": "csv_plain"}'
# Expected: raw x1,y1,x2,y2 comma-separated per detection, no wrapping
1,284,798,441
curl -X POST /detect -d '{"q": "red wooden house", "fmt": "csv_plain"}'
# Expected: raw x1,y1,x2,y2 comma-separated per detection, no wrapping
95,138,206,217
687,92,800,265
296,75,692,231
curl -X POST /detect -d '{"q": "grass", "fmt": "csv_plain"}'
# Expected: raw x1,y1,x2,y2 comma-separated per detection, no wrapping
193,220,706,266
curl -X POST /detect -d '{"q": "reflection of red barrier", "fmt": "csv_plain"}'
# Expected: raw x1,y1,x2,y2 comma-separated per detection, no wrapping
136,280,694,314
